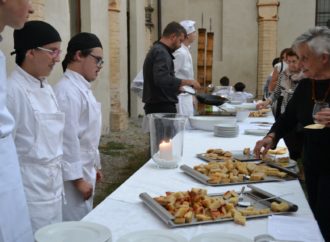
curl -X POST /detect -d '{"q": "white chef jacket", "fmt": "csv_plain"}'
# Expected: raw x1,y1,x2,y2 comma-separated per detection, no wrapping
0,51,33,242
173,44,195,123
54,69,102,221
229,91,254,103
7,65,64,233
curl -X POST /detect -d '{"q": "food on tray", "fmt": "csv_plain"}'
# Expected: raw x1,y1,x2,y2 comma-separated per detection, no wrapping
204,148,233,161
262,154,291,167
249,109,268,117
243,147,251,155
193,160,287,184
233,210,246,225
154,188,274,226
271,201,290,212
267,147,287,155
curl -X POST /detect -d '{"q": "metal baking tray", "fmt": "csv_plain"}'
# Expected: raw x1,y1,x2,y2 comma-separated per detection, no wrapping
180,162,298,187
197,152,298,171
232,151,261,162
197,152,260,163
139,184,298,228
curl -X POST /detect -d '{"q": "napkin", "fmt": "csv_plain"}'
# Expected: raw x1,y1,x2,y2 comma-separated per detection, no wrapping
268,215,324,242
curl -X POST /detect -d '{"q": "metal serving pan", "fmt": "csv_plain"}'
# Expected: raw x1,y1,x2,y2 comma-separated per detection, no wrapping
197,152,298,172
180,162,298,187
139,184,298,228
197,152,260,163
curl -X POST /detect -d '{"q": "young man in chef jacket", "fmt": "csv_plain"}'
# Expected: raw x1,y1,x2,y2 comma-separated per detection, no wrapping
54,33,103,221
173,20,197,125
7,20,64,234
0,1,34,241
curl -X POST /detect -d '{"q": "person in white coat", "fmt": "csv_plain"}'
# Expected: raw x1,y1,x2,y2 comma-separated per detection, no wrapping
7,20,64,234
174,20,197,119
0,1,34,241
54,32,103,221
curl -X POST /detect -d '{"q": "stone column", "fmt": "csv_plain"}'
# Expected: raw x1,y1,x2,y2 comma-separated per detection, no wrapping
108,0,128,131
256,0,279,98
30,0,45,20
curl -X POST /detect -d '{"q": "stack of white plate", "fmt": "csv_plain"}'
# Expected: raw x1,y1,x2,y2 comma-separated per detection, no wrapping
214,123,239,137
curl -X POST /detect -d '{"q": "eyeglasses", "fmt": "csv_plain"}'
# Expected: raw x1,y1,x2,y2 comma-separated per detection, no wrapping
89,54,104,67
36,47,61,57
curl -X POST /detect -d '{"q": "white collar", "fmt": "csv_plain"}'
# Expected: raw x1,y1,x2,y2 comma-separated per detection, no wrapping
15,64,48,88
65,69,91,91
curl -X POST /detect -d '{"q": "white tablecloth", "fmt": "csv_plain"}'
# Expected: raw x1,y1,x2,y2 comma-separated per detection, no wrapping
83,116,324,242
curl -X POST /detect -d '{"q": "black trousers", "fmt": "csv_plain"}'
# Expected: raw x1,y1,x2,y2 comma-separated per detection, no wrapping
304,168,330,242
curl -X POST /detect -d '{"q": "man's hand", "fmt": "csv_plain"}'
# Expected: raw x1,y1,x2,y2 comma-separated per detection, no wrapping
181,80,201,90
253,135,274,159
96,170,103,183
256,100,270,110
314,108,330,128
190,80,201,90
73,179,93,200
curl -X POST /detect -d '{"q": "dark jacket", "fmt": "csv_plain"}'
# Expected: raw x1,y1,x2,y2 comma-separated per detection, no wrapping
142,42,181,104
270,78,330,173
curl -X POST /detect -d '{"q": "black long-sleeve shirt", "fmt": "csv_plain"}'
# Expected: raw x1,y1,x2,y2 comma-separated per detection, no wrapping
270,78,330,173
142,42,181,104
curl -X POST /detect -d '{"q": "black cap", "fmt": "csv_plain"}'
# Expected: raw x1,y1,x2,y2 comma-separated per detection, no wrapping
12,20,61,54
67,32,102,53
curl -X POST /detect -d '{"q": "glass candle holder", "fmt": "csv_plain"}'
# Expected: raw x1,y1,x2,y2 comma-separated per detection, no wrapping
148,113,187,169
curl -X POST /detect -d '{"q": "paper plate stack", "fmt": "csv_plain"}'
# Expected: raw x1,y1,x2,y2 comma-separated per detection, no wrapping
214,123,239,137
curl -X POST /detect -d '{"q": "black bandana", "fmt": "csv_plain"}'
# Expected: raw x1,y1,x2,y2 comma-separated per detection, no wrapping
67,32,102,53
12,20,61,54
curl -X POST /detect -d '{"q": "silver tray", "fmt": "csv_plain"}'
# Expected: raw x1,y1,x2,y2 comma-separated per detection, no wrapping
180,162,298,187
197,152,260,163
197,152,298,173
139,184,298,228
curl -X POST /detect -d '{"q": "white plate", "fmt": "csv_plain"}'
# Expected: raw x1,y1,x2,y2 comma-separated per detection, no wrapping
117,230,188,242
189,116,237,131
244,128,269,136
190,232,253,242
34,221,112,242
230,100,243,105
270,158,297,168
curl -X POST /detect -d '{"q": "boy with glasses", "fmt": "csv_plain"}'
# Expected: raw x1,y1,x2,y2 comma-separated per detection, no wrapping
7,20,64,233
54,32,103,221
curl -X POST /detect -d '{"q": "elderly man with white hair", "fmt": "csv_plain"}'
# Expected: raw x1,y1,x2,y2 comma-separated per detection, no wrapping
173,20,197,120
254,26,330,241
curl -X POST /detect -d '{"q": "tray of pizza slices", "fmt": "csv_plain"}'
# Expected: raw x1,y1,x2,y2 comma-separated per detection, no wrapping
180,158,298,187
139,185,298,228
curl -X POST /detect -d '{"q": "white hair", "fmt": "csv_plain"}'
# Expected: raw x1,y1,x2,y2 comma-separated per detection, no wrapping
292,26,330,56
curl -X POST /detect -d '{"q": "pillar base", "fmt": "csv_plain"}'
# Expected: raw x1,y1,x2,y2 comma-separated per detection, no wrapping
110,109,128,131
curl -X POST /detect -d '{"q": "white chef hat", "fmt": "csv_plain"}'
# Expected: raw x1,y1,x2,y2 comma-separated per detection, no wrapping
180,20,196,35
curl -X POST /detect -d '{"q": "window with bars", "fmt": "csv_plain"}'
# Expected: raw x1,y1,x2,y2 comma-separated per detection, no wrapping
316,0,330,27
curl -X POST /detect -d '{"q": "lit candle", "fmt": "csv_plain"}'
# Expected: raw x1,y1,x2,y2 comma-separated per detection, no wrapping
159,140,173,160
